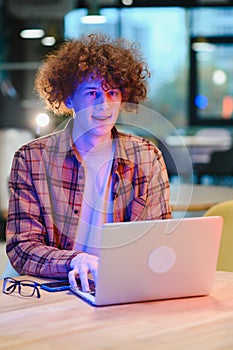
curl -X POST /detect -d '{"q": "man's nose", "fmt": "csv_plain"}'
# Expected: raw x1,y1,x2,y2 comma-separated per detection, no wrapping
96,92,111,108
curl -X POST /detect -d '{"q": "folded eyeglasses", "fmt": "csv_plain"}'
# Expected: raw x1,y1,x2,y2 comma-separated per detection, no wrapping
3,277,41,298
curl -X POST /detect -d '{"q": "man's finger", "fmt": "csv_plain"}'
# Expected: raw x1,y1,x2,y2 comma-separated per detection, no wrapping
79,266,90,292
68,268,78,289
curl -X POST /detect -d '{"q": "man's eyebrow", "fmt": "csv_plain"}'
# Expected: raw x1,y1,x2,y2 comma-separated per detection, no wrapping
83,86,99,90
83,86,120,91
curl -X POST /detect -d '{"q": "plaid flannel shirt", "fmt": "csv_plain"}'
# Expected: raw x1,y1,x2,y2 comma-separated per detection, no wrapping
6,119,171,278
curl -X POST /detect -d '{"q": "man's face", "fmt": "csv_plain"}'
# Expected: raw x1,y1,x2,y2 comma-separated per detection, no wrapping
69,76,122,142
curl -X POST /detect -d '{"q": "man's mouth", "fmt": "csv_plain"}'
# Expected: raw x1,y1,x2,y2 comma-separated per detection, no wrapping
92,115,111,121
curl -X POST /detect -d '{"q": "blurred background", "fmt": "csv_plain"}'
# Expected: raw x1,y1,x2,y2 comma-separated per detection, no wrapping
0,0,233,234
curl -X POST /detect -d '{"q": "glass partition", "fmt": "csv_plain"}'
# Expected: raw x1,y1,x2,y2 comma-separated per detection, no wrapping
64,6,233,127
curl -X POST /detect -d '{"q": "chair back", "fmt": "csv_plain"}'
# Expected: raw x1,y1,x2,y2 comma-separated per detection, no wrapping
157,139,193,181
194,146,233,184
204,200,233,272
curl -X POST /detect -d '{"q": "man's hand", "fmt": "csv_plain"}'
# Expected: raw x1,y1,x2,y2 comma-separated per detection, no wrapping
69,253,99,292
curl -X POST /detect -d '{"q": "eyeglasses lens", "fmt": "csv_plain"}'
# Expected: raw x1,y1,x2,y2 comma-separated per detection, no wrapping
19,281,36,297
3,278,16,294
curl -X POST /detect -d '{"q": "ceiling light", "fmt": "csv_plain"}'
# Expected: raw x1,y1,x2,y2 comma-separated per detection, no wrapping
212,69,227,86
20,29,45,39
122,0,133,5
81,15,107,24
41,36,56,46
81,0,107,25
36,113,50,128
192,42,215,52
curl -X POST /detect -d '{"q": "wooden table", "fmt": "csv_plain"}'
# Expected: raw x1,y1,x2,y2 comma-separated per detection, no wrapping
0,272,233,349
170,183,233,212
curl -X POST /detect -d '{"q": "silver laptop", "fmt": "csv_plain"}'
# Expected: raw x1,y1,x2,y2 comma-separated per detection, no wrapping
70,216,223,306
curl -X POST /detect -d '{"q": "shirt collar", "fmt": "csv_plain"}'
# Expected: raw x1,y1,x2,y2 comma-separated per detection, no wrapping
111,126,131,173
58,118,81,161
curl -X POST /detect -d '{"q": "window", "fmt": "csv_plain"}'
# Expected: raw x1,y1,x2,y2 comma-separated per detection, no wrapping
189,7,233,125
65,6,233,128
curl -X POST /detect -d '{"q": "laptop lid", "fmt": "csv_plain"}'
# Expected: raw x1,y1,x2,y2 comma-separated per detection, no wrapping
71,216,223,306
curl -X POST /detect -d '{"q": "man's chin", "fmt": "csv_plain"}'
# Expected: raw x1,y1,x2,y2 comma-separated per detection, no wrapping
91,125,113,136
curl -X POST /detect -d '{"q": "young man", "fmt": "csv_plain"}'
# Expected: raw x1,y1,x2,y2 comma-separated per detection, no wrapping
6,33,172,291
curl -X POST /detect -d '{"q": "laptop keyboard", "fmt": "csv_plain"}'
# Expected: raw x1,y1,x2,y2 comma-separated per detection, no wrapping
88,279,95,295
76,278,95,295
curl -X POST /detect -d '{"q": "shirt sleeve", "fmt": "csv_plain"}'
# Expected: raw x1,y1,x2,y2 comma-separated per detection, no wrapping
6,148,79,279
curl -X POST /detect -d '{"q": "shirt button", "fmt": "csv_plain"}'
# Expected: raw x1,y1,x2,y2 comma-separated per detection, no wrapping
74,209,79,214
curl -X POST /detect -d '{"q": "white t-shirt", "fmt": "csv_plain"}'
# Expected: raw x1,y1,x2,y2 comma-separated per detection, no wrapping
74,140,115,256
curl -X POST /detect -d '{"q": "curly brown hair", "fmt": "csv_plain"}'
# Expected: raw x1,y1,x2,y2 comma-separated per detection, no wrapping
34,33,150,116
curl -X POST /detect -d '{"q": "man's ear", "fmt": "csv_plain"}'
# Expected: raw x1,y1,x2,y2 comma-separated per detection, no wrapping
65,97,73,108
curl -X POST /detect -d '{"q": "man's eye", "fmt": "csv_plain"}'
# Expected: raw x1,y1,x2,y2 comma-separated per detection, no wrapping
88,91,96,96
109,90,119,96
85,91,97,97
